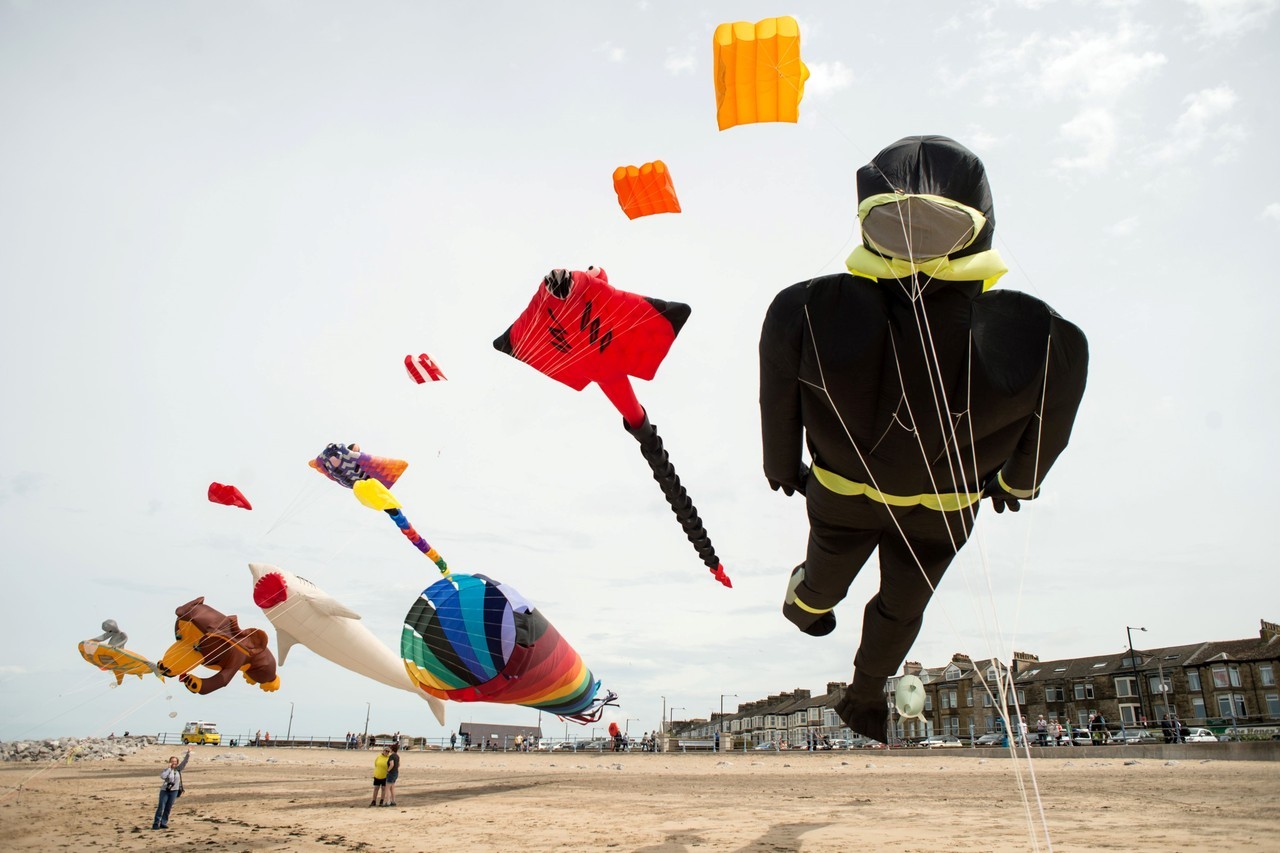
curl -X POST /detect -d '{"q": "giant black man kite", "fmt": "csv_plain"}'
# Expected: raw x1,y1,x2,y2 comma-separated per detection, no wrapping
759,135,1089,742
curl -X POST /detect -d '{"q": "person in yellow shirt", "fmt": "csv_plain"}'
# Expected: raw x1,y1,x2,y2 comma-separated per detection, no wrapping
370,746,390,806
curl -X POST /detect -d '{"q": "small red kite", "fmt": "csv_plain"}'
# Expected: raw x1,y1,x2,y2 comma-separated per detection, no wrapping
208,483,252,510
405,353,447,384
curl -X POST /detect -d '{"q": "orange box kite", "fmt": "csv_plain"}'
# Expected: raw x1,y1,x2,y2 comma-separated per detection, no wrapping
713,15,810,131
612,160,681,220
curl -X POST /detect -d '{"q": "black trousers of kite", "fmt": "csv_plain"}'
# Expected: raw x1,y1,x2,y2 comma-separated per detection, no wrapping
788,474,975,680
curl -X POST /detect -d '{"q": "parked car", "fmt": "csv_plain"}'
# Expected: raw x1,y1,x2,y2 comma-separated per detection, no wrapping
919,734,963,748
752,741,778,751
846,737,879,749
1058,729,1099,746
1182,728,1218,743
826,739,852,749
1110,729,1162,744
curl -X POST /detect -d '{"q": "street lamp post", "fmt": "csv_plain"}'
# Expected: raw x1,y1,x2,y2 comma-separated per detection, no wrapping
719,694,738,752
669,707,685,739
286,702,294,741
1126,626,1148,724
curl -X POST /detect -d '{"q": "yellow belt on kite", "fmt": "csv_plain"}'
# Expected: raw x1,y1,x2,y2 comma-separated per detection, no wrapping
811,464,982,512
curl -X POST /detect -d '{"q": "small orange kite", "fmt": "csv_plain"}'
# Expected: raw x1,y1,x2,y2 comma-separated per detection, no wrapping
612,160,681,220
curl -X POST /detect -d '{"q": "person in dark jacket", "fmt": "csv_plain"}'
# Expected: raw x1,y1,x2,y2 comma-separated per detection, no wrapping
759,135,1089,743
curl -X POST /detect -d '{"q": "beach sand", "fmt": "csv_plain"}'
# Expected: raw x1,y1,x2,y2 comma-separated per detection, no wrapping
1,744,1275,851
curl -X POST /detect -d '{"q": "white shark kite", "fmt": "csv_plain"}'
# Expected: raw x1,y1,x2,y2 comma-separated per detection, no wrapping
249,562,446,725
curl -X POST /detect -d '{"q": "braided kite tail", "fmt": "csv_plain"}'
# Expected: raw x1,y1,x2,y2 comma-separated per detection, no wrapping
385,509,450,577
624,414,731,588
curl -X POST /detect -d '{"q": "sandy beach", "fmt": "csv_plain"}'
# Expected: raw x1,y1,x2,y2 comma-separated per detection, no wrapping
1,744,1276,852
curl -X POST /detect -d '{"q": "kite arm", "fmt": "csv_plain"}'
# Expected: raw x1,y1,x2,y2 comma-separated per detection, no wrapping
759,283,809,493
993,317,1089,499
623,412,731,588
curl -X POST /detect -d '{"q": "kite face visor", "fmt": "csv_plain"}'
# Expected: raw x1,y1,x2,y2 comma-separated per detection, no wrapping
858,193,986,262
847,193,1007,290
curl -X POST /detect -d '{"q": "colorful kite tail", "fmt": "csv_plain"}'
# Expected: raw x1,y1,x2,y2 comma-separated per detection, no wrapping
386,509,450,577
624,413,731,588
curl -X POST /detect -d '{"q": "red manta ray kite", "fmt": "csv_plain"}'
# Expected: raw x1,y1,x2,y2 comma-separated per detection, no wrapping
494,266,730,588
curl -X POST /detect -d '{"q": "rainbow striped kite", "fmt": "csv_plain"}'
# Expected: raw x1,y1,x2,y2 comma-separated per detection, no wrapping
401,573,615,722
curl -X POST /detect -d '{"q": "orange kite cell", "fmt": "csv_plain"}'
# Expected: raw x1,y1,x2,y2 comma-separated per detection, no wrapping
713,16,810,131
612,160,681,220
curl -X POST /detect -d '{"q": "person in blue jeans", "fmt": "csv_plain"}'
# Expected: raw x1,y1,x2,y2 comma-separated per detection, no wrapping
152,746,192,829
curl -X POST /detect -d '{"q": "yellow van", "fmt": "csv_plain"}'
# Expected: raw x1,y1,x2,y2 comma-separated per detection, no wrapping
181,721,221,745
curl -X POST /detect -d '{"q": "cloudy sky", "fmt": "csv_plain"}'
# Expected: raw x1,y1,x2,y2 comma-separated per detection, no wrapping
2,0,1277,744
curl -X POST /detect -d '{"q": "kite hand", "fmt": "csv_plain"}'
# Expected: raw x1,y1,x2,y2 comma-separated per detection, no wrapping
768,463,810,497
179,673,203,694
982,472,1037,514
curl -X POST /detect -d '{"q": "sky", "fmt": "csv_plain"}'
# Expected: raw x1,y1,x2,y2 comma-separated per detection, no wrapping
1,0,1277,745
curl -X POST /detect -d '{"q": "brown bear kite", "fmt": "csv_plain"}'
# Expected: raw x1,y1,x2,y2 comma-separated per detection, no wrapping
158,596,280,695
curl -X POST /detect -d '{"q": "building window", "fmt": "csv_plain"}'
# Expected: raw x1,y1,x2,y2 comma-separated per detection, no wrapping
1115,676,1138,698
1045,686,1065,702
1187,670,1201,692
945,666,961,681
1212,664,1241,688
1073,683,1095,701
1191,697,1206,721
924,694,933,711
1216,693,1247,718
1147,674,1171,698
1266,694,1279,716
1118,703,1141,725
1260,664,1275,687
